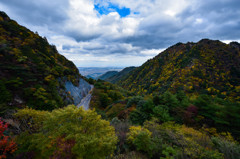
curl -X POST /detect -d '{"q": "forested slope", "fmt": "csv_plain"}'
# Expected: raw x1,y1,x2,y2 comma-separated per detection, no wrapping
119,39,240,101
0,11,86,112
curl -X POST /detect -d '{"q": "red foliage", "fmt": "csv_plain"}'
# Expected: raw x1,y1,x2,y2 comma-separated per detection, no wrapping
187,105,198,115
183,105,198,126
0,119,17,159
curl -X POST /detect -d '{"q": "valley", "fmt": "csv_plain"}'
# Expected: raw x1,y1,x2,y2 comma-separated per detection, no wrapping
78,67,123,79
0,10,240,159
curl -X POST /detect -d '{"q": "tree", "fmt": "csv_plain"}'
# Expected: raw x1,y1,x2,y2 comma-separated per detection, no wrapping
99,93,112,108
152,105,172,122
127,126,152,155
15,105,118,158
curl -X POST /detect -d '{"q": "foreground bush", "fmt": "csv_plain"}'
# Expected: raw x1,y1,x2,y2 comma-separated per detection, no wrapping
142,120,240,159
15,105,118,159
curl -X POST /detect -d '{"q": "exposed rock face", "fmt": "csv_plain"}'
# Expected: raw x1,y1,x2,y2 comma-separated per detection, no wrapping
64,78,91,105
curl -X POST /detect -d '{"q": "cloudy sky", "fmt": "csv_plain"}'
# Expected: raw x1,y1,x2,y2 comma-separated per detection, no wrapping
0,0,240,67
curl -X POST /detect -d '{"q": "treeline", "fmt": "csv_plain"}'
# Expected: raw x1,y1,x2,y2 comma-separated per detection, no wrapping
127,92,240,137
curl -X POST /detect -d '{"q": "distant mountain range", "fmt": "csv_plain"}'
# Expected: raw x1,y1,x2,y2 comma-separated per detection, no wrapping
78,67,123,79
97,71,119,80
101,66,136,83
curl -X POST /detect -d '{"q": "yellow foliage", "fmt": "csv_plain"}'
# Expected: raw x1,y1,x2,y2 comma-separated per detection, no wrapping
221,92,227,95
127,126,152,143
235,86,240,92
44,75,54,82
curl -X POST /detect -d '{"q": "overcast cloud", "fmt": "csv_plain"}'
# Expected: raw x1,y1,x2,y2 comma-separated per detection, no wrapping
0,0,239,67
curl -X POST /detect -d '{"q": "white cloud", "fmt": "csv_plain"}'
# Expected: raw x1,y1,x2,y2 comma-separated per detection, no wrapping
221,39,240,44
140,49,165,56
0,0,239,67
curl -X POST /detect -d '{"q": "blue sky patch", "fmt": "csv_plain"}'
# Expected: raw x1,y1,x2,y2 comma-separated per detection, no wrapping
94,2,130,18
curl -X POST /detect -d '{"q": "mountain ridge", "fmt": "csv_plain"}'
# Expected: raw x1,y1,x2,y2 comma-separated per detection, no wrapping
105,66,136,83
119,39,240,101
97,71,119,80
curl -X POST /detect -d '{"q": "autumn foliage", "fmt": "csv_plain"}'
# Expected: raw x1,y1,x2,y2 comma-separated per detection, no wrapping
0,119,17,159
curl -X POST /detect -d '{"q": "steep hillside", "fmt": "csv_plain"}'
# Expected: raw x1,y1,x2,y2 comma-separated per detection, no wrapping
106,66,136,83
97,71,118,80
120,39,240,101
0,11,90,112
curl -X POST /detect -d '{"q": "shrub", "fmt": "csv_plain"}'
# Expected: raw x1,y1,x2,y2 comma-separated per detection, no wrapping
15,105,118,158
127,126,153,155
152,105,172,122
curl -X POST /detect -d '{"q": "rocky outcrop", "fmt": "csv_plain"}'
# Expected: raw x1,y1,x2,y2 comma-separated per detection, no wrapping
64,78,92,106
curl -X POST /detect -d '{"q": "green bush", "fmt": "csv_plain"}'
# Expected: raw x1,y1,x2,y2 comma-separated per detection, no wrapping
152,105,172,122
15,105,118,158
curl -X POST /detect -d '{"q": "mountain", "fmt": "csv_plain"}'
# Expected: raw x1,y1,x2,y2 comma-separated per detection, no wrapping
0,11,91,112
97,71,118,80
119,39,240,101
105,66,136,83
78,67,123,79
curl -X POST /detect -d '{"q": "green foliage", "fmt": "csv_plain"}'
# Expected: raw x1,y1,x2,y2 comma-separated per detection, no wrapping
90,80,130,110
99,93,112,108
106,103,125,119
127,91,240,139
160,146,178,159
152,105,172,122
161,91,179,110
129,109,146,125
108,90,124,101
15,105,118,158
127,126,153,155
193,95,240,137
126,96,145,108
132,131,153,153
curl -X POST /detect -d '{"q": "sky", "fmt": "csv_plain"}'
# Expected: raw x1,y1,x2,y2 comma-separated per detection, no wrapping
0,0,240,67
